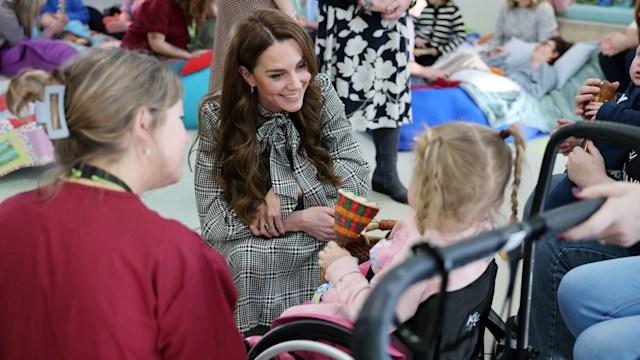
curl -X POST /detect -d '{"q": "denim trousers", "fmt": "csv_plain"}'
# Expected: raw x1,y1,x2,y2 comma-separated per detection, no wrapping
525,175,640,359
558,256,640,360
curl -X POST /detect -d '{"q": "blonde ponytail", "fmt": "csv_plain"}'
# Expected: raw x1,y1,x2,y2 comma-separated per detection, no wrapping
7,70,62,116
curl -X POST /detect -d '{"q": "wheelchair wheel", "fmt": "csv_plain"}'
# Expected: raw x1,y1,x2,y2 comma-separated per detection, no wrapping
247,319,352,360
253,340,354,360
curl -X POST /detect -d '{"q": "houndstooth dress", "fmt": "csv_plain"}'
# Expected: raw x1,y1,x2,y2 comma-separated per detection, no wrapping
194,73,370,332
316,1,412,131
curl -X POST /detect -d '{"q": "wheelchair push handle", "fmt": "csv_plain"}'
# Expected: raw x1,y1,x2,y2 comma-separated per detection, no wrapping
352,198,604,360
539,197,605,234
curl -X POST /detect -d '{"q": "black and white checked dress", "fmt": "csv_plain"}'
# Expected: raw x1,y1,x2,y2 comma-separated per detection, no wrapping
194,73,370,332
316,1,412,131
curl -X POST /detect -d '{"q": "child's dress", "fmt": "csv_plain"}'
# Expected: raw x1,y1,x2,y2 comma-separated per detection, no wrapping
280,216,493,325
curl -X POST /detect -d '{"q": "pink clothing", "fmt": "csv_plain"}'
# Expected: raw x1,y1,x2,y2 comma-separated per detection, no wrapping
281,216,493,324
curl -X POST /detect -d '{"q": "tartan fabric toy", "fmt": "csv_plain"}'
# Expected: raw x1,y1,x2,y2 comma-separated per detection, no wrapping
334,189,380,247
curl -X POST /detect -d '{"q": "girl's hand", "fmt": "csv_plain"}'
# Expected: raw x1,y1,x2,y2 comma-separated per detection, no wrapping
285,206,335,242
319,241,352,270
415,37,427,48
249,189,285,238
566,142,612,188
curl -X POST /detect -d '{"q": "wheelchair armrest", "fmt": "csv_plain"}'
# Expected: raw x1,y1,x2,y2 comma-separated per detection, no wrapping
247,319,353,360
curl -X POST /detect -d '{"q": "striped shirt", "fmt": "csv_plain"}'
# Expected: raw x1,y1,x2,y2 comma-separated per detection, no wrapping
413,2,465,55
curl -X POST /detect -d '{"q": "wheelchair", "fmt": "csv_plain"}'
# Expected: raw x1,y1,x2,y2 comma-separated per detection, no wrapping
246,121,640,360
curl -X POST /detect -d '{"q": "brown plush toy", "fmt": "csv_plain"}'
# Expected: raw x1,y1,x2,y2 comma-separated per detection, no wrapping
593,80,617,103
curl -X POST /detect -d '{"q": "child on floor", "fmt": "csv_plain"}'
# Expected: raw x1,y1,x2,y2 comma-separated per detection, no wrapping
281,122,525,325
0,0,78,77
413,0,466,66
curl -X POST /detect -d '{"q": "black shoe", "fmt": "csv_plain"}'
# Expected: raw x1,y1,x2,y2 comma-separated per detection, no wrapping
372,175,408,204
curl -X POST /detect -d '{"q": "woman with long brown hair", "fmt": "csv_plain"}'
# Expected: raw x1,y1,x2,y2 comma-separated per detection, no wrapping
194,9,370,335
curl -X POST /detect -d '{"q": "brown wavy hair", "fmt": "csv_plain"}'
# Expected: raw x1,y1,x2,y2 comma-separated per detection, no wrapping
412,123,525,234
198,9,340,224
175,0,211,25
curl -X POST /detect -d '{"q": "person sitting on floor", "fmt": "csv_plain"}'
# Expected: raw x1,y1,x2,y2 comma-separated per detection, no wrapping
0,0,77,77
413,0,466,67
120,0,212,60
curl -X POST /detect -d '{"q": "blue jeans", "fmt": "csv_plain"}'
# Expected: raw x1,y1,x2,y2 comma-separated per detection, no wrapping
558,256,640,360
526,175,640,359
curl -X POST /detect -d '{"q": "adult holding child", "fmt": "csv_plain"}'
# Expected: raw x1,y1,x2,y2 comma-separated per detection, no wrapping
0,49,245,359
316,0,414,203
194,9,370,336
529,46,640,360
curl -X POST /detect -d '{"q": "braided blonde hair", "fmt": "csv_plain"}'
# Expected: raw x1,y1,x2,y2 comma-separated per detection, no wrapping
411,122,525,234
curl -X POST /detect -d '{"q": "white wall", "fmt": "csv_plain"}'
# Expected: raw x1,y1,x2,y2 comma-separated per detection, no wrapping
456,0,504,35
83,0,117,11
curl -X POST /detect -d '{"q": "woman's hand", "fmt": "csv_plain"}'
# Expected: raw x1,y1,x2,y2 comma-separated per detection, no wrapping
562,182,640,247
249,189,285,238
319,241,352,270
358,0,412,19
382,0,413,19
566,142,613,188
284,206,335,242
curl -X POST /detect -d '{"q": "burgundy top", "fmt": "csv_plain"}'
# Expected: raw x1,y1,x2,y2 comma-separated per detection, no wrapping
0,182,245,360
121,0,190,54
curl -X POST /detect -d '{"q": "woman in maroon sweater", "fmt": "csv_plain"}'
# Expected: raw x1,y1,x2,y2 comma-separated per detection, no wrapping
121,0,212,60
0,48,245,359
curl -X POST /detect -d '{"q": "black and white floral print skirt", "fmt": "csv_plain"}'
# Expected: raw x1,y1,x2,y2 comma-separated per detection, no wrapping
316,2,412,131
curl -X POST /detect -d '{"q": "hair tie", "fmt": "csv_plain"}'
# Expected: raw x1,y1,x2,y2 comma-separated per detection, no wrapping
499,129,510,140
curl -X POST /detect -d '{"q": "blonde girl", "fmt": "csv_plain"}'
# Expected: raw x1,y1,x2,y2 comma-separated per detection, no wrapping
282,122,525,327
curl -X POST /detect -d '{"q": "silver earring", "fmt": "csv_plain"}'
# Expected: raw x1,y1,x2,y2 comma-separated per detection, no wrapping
251,85,255,94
